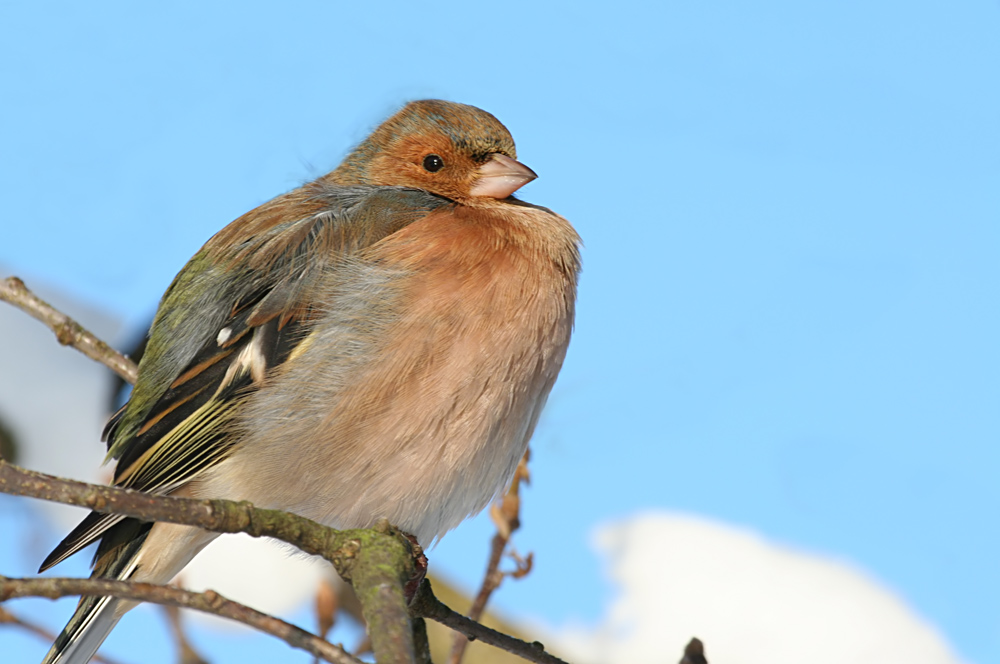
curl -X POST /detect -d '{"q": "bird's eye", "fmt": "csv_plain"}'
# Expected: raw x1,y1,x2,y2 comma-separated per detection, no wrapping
422,154,444,172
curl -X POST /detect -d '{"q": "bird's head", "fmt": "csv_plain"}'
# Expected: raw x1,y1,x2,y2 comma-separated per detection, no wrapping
331,100,537,202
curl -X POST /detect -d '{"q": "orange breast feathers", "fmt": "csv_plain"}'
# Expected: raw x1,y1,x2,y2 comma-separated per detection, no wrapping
328,201,580,538
205,200,580,543
348,200,581,434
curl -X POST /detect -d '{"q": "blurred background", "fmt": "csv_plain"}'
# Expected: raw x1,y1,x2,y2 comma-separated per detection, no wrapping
1,2,998,662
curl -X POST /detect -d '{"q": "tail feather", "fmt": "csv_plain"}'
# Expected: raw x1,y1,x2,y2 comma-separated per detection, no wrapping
41,522,149,664
42,594,127,664
41,517,218,664
39,511,127,573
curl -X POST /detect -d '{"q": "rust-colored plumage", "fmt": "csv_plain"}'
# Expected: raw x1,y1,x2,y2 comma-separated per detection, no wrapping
41,99,580,664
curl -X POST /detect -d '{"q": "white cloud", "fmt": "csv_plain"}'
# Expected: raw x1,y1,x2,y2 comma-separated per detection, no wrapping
551,512,966,664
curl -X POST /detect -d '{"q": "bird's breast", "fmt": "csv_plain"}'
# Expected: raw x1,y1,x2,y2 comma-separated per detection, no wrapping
207,202,580,544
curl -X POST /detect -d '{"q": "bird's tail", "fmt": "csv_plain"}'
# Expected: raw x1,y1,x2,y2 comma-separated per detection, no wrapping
41,519,217,664
41,525,150,664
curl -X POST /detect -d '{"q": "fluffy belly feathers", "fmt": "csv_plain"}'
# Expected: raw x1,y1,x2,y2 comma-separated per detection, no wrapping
201,203,579,544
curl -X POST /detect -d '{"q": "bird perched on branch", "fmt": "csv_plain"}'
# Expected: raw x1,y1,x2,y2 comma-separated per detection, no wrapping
39,99,581,664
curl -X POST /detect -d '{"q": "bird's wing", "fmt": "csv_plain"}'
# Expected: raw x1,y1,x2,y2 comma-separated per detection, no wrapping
40,184,447,571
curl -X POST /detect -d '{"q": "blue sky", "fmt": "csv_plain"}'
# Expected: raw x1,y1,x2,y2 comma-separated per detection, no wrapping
2,1,999,662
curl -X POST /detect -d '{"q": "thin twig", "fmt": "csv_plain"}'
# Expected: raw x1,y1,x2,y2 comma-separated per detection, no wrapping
411,617,432,664
0,462,417,664
411,579,568,664
0,576,361,664
450,451,533,664
0,462,378,570
163,601,211,664
0,276,138,383
0,462,567,663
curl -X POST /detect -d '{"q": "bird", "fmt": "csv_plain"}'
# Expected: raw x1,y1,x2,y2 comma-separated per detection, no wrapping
38,99,581,664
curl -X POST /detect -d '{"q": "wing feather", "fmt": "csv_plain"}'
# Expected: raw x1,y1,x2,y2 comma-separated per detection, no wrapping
43,185,447,570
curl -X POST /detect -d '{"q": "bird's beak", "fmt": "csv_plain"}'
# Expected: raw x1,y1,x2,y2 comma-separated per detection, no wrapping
469,153,538,199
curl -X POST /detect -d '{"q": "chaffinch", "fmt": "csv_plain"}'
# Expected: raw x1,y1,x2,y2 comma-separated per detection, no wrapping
40,99,581,664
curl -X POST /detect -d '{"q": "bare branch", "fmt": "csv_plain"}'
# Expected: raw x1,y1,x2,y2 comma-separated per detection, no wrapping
0,462,399,573
349,526,418,664
411,617,432,664
162,601,210,664
1,462,571,663
0,576,361,664
450,450,532,664
0,276,138,383
411,579,568,664
0,462,417,664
